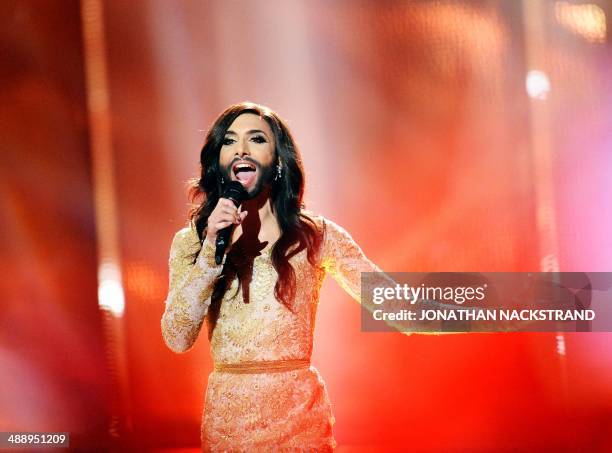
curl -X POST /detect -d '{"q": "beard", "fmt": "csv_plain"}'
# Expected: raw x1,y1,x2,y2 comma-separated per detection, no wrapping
219,158,275,199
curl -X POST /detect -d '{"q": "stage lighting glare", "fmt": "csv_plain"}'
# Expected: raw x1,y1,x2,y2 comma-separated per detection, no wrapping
556,333,567,356
98,263,125,317
555,1,606,44
525,70,551,100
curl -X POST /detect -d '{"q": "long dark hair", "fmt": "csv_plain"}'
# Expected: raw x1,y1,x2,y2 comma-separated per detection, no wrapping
187,102,322,336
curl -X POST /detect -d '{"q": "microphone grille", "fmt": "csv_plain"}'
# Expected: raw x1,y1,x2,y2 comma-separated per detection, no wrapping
222,180,249,204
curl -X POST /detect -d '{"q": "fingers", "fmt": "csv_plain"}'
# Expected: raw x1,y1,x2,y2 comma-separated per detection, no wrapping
218,199,240,219
218,198,237,209
219,206,238,218
213,220,235,230
216,199,249,224
212,213,240,229
205,198,249,244
213,199,237,221
210,204,246,230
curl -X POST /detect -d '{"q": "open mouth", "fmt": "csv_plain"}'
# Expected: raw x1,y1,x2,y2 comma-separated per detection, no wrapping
232,161,257,188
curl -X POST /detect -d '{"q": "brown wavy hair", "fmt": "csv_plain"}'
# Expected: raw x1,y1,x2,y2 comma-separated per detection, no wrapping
187,102,322,337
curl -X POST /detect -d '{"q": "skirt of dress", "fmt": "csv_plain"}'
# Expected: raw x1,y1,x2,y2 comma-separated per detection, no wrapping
201,365,336,451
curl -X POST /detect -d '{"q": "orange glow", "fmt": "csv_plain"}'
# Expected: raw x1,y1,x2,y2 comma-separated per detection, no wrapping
555,1,607,43
3,0,612,450
124,261,166,302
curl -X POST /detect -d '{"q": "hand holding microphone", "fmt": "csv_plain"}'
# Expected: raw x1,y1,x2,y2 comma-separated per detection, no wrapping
204,181,249,264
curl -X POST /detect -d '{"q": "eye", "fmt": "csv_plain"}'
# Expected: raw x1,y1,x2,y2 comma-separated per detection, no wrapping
251,135,267,144
222,137,235,146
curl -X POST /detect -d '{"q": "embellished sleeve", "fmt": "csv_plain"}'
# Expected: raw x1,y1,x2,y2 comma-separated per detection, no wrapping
320,217,470,336
320,217,382,302
319,217,409,331
161,224,223,353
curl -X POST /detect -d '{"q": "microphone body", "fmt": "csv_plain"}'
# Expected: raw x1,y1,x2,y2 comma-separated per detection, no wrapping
215,181,249,265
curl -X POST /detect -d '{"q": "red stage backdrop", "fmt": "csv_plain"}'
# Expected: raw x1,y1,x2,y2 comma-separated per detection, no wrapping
1,0,611,451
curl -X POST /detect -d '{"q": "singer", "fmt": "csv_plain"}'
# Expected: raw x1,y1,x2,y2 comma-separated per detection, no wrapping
161,102,388,451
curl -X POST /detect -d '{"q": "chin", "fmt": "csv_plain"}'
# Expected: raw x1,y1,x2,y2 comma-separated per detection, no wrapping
246,180,272,199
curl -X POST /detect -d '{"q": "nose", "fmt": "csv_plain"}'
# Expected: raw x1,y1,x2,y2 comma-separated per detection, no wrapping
235,137,251,157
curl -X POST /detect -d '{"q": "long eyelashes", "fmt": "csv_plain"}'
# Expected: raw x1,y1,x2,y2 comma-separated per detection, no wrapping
222,135,267,146
251,135,267,144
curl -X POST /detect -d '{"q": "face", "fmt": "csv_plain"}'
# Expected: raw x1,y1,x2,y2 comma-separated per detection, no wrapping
219,113,276,197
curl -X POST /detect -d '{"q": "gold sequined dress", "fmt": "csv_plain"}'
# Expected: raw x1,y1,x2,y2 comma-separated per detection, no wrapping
161,215,382,451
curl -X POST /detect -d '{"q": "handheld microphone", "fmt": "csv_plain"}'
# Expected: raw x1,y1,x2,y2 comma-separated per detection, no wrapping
215,181,249,265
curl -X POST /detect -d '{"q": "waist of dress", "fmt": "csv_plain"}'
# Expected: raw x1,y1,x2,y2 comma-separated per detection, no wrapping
214,359,311,374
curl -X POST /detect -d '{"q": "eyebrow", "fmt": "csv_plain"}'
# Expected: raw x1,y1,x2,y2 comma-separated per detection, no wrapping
224,129,269,137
